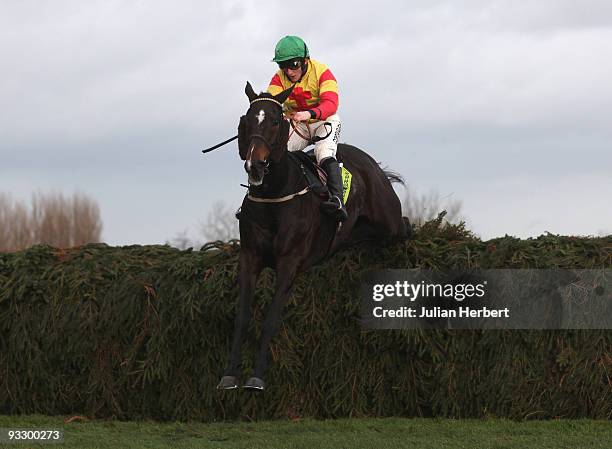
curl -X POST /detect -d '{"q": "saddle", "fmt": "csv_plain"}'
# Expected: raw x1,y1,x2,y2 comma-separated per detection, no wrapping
288,150,330,198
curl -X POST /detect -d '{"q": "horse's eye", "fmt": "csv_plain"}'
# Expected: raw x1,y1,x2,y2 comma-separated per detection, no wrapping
272,120,280,126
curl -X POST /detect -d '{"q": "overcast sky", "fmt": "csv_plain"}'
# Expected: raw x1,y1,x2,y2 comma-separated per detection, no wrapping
1,0,611,245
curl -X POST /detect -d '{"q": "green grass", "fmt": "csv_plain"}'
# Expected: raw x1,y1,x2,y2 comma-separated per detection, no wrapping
0,415,610,449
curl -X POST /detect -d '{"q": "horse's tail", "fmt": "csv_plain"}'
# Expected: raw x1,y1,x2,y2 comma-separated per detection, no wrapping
381,167,405,186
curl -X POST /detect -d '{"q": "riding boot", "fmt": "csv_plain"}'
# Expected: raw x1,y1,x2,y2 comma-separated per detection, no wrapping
320,157,348,222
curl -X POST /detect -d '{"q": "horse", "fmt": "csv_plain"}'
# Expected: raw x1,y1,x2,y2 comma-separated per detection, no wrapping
217,82,410,391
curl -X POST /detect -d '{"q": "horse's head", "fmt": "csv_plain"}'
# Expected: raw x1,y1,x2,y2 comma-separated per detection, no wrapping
239,81,294,186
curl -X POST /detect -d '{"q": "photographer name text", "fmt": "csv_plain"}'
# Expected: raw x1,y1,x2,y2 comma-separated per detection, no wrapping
372,305,509,318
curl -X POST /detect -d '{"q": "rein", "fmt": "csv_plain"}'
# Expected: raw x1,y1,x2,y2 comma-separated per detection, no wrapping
290,119,333,145
247,151,311,204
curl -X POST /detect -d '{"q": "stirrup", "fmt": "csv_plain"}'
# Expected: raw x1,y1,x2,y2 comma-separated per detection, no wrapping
321,196,347,222
332,196,342,210
321,195,341,211
335,202,348,222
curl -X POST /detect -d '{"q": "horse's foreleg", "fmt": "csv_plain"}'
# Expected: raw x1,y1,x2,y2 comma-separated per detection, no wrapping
244,258,300,390
219,252,262,389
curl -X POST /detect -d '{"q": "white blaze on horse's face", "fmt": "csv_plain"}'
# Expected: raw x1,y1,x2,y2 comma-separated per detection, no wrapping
245,143,264,186
257,110,265,125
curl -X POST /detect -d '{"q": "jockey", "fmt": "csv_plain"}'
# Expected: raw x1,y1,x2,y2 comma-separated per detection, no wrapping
267,35,348,222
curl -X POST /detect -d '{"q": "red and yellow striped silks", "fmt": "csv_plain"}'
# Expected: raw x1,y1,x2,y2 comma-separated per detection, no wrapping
267,59,339,120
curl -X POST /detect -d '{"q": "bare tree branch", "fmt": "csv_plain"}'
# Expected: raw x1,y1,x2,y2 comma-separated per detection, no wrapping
199,201,239,243
402,185,465,227
0,191,103,252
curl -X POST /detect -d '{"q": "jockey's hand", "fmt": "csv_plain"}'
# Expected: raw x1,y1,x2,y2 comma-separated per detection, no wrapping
290,111,312,122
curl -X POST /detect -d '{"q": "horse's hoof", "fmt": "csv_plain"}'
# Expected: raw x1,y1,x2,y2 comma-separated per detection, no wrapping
217,376,239,390
243,377,265,391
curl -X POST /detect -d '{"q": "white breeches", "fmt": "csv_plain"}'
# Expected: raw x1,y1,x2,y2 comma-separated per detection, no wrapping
286,114,341,164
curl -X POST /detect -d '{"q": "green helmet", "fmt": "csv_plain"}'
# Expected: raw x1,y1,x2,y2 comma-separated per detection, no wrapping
272,35,309,62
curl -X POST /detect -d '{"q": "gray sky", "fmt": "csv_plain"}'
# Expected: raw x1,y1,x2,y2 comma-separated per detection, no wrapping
2,0,611,245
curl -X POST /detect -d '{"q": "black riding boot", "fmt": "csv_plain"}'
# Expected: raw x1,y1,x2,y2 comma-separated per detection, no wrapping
320,157,348,222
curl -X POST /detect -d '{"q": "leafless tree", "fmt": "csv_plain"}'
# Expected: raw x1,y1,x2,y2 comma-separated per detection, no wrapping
199,200,239,242
167,228,194,250
167,200,240,249
0,191,103,252
402,185,464,227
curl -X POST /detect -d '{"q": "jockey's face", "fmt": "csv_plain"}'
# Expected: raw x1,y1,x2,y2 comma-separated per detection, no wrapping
284,66,302,83
280,58,306,83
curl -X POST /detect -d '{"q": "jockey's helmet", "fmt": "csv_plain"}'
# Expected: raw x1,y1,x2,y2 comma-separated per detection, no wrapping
272,36,309,62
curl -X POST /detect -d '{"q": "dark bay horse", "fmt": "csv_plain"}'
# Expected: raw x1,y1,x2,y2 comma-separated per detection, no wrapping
218,82,409,391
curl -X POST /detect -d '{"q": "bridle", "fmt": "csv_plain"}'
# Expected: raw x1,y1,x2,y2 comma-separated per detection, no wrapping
244,96,313,203
244,97,285,166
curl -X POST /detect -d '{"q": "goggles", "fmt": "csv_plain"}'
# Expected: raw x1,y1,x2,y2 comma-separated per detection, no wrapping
278,58,304,70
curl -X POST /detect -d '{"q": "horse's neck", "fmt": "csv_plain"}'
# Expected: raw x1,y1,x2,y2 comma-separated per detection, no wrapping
254,153,304,196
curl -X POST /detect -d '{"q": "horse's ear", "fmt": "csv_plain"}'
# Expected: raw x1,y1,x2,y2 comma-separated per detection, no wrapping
238,115,248,160
270,118,290,163
274,84,294,104
245,82,258,103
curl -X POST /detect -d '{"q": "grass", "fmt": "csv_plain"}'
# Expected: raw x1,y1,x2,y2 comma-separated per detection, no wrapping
0,415,610,449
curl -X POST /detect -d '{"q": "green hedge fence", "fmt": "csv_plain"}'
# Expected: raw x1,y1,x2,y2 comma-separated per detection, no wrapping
0,223,610,421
